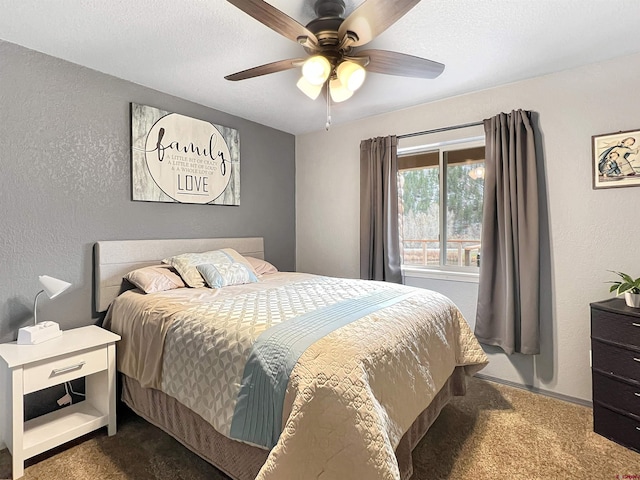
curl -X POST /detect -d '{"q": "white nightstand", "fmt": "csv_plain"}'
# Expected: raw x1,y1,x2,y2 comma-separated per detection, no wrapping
0,325,120,479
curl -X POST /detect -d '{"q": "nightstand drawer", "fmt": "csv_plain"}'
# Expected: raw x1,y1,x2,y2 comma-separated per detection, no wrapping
592,340,640,383
23,347,107,394
592,308,640,348
592,371,640,417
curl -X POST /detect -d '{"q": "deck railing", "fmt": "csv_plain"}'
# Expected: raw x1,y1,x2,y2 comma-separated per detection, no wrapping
402,239,481,267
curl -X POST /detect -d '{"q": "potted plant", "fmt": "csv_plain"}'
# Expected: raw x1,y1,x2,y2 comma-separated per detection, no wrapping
608,271,640,308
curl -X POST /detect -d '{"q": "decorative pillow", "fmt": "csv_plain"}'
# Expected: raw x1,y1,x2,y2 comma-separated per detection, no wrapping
196,261,258,289
245,256,278,276
124,264,186,293
163,248,257,288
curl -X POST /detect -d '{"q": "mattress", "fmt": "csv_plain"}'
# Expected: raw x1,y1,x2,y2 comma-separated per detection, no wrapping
105,271,487,479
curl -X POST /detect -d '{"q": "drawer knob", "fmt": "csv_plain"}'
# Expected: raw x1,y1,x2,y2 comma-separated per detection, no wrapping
52,361,86,375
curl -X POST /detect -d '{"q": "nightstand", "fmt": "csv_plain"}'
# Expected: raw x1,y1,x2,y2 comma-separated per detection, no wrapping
591,298,640,453
0,325,120,479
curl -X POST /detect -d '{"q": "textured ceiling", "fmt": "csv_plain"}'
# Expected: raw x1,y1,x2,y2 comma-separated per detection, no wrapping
1,0,640,134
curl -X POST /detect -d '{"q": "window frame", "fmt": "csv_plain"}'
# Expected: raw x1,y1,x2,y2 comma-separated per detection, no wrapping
398,136,485,280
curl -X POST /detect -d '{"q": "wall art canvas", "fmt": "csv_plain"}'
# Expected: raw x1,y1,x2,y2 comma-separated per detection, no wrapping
131,103,240,205
592,129,640,189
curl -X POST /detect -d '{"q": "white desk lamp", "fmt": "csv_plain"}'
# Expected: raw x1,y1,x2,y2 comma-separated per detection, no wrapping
17,275,71,345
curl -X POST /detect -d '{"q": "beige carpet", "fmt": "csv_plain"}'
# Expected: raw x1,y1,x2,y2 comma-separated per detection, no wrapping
1,377,639,479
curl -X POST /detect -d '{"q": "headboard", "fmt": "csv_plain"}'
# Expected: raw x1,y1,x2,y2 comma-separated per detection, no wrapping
94,237,265,312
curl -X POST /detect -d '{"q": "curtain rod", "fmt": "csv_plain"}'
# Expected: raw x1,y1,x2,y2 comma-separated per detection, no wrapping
397,121,484,140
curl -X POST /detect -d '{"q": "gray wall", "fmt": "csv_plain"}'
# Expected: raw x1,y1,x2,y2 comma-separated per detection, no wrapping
0,40,296,343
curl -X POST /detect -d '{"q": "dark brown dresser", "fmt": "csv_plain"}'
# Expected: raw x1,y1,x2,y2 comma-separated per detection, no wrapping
591,297,640,452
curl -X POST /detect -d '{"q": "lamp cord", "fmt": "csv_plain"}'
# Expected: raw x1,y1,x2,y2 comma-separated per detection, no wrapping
66,381,85,398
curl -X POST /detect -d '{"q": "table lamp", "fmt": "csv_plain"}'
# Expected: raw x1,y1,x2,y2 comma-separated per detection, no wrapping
17,275,71,345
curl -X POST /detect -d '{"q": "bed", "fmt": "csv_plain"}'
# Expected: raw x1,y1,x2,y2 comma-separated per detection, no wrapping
95,237,487,480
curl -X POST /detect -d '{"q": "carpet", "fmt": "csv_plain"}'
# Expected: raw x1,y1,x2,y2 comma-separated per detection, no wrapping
1,377,639,479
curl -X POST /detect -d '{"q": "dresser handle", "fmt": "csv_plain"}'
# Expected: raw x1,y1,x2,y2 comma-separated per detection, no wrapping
52,361,86,375
634,358,640,363
637,427,640,431
633,323,640,327
635,393,640,397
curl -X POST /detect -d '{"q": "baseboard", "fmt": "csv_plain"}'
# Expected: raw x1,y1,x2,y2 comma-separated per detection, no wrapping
475,373,593,408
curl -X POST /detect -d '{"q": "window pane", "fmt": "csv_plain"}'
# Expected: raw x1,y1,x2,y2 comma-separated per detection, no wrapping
398,163,440,267
444,148,484,267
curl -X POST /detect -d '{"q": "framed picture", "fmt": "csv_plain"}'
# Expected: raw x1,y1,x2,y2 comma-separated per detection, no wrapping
131,103,240,205
592,129,640,189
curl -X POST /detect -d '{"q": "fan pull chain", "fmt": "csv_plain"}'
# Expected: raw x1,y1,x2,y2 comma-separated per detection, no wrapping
325,81,331,131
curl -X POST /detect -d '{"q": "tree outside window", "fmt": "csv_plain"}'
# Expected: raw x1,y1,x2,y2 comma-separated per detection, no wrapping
398,141,485,270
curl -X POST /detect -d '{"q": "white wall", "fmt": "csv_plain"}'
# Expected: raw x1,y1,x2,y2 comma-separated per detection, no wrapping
295,52,640,402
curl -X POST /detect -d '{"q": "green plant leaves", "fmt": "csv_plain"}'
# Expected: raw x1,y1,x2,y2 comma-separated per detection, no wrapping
608,270,640,295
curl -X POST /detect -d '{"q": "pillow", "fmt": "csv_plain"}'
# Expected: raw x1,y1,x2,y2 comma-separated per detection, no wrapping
245,256,278,276
163,248,257,288
124,264,186,293
196,261,258,288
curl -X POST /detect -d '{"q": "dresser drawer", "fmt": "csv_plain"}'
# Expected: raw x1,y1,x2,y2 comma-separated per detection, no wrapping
23,346,107,394
592,308,640,348
593,403,640,453
592,340,640,382
592,371,640,417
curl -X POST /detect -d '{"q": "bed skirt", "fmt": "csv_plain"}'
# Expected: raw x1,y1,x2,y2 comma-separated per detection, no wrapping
121,367,467,480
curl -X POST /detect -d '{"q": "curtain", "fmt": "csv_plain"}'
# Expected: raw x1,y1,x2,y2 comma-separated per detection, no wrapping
475,110,540,355
360,136,402,283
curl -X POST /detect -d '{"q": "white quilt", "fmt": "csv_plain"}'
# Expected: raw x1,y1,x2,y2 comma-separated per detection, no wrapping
106,272,488,480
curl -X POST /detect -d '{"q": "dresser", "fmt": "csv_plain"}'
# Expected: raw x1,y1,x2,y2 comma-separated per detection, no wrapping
591,297,640,452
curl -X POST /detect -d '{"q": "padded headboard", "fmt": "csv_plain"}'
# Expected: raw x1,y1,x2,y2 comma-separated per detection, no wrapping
94,237,265,312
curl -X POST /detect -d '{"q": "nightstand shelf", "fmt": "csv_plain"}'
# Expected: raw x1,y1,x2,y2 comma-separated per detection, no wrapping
23,402,106,458
0,325,120,479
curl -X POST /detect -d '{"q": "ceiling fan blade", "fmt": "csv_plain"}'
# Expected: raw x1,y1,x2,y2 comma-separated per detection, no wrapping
227,0,318,46
225,58,305,81
355,49,445,79
338,0,421,47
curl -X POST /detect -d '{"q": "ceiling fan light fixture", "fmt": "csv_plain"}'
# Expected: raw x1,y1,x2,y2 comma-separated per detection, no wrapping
296,76,323,100
302,55,331,86
329,77,354,103
468,165,485,180
337,60,366,91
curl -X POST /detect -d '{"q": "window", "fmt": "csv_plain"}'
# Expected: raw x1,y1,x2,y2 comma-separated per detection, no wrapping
398,138,485,271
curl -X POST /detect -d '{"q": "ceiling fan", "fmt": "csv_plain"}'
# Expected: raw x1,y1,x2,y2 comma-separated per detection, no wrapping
224,0,445,104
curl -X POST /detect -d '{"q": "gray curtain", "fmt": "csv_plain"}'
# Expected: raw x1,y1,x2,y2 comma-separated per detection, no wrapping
360,136,402,283
475,110,540,355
